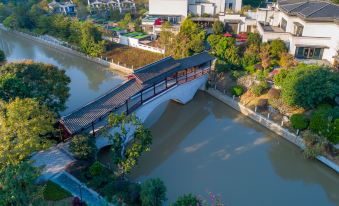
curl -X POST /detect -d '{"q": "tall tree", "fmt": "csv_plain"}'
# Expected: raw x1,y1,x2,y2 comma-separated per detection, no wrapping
80,21,105,57
0,61,71,113
269,39,287,59
0,161,43,206
259,43,271,69
105,113,152,176
140,178,167,206
0,98,55,167
212,20,224,35
0,49,5,63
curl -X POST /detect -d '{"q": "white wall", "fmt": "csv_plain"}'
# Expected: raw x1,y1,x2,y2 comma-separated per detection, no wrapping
149,0,188,17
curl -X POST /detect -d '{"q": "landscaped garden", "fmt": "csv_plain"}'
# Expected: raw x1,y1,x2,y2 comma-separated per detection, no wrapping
207,23,339,163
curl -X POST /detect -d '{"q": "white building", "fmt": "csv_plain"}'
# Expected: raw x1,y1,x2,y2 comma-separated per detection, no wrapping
256,0,339,64
88,0,136,13
48,0,76,15
143,0,242,34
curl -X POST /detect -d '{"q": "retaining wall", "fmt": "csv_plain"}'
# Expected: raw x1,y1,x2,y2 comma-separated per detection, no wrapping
206,88,339,173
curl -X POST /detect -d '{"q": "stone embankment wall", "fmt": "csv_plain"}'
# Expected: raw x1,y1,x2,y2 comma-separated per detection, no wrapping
206,88,339,173
0,24,133,75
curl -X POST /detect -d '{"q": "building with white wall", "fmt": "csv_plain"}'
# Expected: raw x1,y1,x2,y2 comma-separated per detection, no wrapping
257,0,339,64
48,0,76,15
88,0,136,13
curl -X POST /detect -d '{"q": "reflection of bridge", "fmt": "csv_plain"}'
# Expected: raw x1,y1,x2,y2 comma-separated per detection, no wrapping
59,52,214,139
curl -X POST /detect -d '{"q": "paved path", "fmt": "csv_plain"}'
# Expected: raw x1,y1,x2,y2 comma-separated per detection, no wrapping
31,144,75,182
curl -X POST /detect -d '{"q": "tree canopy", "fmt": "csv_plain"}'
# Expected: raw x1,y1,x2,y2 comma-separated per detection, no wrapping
140,178,167,206
0,49,5,63
280,65,339,109
105,113,152,176
0,61,70,113
172,193,202,206
0,98,55,167
0,161,43,206
212,20,224,35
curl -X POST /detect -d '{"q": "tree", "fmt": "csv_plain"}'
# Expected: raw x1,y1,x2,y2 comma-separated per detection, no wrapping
212,20,224,35
273,68,289,87
207,34,222,53
0,61,71,113
247,32,261,47
0,98,55,167
167,18,206,58
140,178,167,206
269,39,287,59
214,37,240,65
0,49,5,63
69,134,96,160
279,52,297,69
105,113,152,176
159,22,175,51
242,44,260,67
281,65,339,108
0,161,43,205
259,43,271,69
80,21,105,57
172,193,202,206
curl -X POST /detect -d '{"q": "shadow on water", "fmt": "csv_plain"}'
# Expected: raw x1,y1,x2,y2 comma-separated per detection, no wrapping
0,29,124,115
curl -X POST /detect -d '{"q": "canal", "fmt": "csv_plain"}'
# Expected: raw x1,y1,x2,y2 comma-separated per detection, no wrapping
0,29,124,115
1,29,338,206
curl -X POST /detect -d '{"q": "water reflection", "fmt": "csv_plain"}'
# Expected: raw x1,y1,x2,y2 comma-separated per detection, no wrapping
0,29,124,115
125,92,338,206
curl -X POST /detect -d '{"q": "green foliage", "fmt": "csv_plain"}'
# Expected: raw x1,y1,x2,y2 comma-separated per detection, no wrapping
231,85,244,96
212,20,224,35
140,178,167,206
280,65,339,109
309,106,339,144
89,161,104,176
207,34,222,53
242,44,260,67
259,43,271,69
0,161,43,205
69,134,96,160
251,81,269,96
0,61,71,113
247,33,261,46
80,21,105,57
43,181,71,201
269,39,287,59
106,113,152,176
0,98,55,167
279,52,296,69
172,193,202,206
167,18,206,58
0,49,5,63
256,68,270,81
290,114,309,130
273,68,289,87
303,143,324,159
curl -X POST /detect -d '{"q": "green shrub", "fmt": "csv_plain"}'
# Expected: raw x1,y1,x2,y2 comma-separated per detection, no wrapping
0,49,5,63
250,81,269,96
231,85,244,96
303,143,323,159
89,161,104,176
43,181,71,201
290,114,309,130
328,119,339,144
69,134,96,160
245,65,256,74
172,193,202,206
140,178,167,206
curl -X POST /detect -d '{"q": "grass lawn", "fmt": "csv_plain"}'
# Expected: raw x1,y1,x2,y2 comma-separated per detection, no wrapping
104,43,165,70
43,181,72,201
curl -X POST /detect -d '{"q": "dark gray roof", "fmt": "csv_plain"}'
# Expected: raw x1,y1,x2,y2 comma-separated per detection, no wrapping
60,52,214,135
61,79,143,134
278,0,339,21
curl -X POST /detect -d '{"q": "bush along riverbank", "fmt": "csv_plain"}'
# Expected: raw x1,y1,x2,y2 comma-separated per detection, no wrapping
207,71,339,173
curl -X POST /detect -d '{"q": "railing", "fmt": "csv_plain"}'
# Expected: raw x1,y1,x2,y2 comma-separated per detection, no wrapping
63,67,209,139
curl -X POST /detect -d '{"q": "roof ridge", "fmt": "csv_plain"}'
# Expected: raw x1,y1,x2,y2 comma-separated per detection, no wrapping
289,1,309,13
134,56,173,73
305,2,331,17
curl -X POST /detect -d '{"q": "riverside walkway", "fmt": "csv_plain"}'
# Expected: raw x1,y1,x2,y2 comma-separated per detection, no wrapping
59,52,214,139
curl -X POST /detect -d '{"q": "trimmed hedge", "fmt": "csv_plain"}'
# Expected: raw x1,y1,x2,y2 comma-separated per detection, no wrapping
290,114,309,130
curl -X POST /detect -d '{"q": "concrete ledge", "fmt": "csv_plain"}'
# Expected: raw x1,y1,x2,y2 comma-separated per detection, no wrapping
206,88,339,173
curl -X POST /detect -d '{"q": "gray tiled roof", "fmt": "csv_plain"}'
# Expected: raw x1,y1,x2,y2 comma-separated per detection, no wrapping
279,0,339,21
61,79,143,134
60,52,214,135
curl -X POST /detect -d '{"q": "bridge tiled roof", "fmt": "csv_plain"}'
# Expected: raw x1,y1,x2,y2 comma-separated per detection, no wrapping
60,52,214,135
61,79,143,134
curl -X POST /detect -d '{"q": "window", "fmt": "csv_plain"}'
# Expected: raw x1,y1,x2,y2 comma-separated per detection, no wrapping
293,23,303,37
280,18,287,32
229,3,233,10
295,47,323,60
